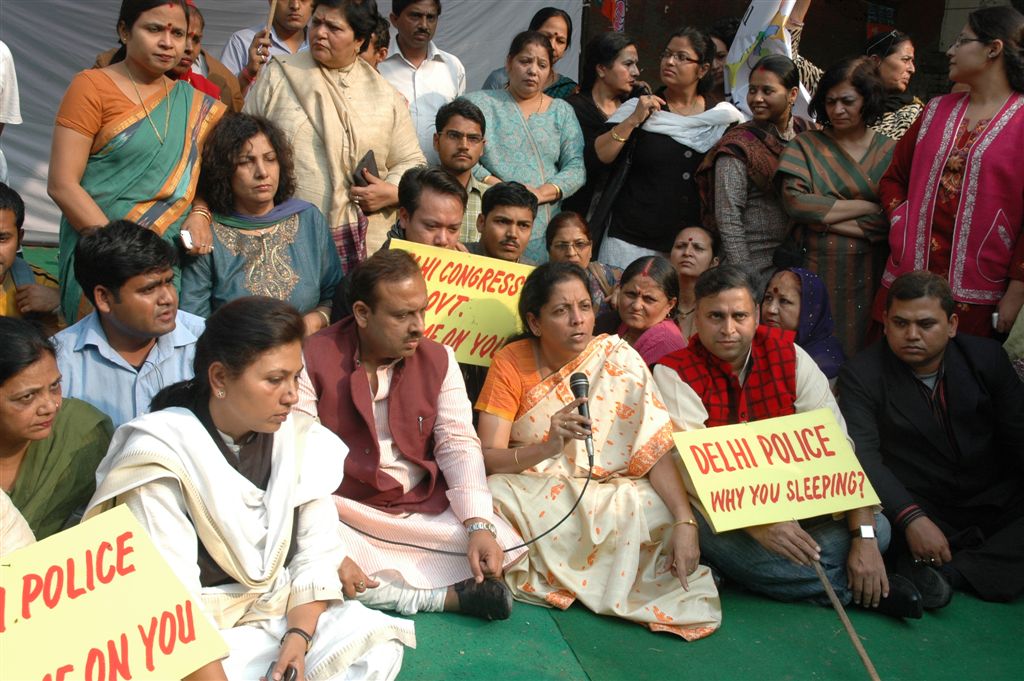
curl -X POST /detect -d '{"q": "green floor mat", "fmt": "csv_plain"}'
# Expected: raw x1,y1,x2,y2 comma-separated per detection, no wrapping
402,586,1023,680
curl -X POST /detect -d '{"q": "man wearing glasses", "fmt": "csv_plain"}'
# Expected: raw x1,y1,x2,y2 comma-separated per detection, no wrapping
433,99,489,242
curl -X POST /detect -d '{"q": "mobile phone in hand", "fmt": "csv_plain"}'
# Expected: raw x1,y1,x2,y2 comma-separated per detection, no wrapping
264,662,298,681
180,230,194,250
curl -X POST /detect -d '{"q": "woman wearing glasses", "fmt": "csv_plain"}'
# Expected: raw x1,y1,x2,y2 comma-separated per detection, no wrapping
545,211,621,315
875,6,1024,339
590,27,743,270
788,1,921,140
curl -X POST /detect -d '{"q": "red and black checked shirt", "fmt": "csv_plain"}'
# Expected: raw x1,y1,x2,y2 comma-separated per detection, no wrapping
659,325,798,426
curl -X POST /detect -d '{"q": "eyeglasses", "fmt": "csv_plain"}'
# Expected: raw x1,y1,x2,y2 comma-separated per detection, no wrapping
950,35,989,49
660,50,702,65
552,239,592,253
442,130,484,145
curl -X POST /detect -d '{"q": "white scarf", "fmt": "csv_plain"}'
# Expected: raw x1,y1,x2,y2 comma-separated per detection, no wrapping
85,409,346,625
607,98,746,153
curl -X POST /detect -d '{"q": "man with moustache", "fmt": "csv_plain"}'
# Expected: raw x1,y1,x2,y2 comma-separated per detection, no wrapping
433,98,489,243
298,250,525,620
466,182,537,265
379,0,466,163
653,265,924,619
840,271,1024,604
54,221,204,427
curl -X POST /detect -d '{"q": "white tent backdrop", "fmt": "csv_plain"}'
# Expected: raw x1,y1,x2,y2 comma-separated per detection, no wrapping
0,0,582,243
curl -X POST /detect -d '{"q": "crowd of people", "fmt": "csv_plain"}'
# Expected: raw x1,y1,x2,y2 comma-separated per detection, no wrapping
2,0,1023,679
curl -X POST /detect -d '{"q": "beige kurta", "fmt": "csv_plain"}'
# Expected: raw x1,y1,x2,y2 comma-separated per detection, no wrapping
244,52,426,254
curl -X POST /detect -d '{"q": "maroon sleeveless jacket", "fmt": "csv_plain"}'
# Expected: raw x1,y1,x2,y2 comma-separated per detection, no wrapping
304,317,450,514
659,325,798,426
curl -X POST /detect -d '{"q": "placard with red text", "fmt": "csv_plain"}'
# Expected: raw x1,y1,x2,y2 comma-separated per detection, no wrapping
672,409,880,533
0,505,227,680
393,239,533,367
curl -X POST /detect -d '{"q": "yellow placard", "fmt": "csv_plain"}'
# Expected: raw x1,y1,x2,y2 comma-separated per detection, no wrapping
672,409,880,533
393,239,534,367
0,505,227,680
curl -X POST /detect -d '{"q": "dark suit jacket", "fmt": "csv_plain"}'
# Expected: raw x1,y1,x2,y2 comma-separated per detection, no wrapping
839,334,1024,520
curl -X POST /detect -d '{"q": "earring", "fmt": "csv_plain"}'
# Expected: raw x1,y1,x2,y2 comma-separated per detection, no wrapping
216,390,225,398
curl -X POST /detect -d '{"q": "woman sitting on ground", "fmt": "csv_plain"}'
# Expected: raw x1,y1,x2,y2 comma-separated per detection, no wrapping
86,297,414,679
545,211,620,315
0,317,112,540
180,113,342,336
475,263,721,640
761,267,846,384
668,225,721,340
598,255,686,366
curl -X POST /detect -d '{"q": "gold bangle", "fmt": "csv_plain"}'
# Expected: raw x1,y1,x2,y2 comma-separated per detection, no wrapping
316,309,331,327
673,518,698,529
610,129,628,143
190,206,213,223
551,184,562,201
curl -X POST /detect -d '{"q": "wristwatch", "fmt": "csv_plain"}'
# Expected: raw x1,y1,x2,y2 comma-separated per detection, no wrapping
466,521,498,538
850,525,876,540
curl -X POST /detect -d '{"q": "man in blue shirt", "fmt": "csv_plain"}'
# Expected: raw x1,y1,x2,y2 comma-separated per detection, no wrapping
54,221,204,427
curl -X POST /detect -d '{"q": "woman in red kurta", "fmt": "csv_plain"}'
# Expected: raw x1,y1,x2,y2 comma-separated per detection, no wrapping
875,6,1024,337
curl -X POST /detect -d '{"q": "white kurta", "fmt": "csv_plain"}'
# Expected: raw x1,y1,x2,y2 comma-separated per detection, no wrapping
296,345,526,603
86,409,415,680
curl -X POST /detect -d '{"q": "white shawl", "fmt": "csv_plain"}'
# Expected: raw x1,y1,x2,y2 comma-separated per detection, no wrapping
85,409,347,627
607,98,746,153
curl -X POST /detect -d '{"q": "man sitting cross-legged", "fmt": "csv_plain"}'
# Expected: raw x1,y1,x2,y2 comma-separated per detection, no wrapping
840,271,1024,605
297,249,525,619
653,265,924,619
54,221,204,427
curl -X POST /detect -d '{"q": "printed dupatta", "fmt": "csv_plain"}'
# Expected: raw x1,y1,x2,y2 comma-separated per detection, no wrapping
58,81,225,320
509,334,675,479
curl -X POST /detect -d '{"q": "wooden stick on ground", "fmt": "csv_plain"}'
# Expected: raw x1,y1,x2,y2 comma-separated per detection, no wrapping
813,560,881,681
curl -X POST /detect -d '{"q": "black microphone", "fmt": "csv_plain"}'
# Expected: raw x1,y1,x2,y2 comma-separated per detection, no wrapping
569,372,594,466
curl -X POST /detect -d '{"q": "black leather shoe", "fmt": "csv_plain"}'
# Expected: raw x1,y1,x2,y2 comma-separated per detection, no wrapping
454,578,513,620
910,564,953,610
872,574,923,619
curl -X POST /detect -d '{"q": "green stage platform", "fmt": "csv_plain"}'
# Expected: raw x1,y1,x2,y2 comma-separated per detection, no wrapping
401,584,1022,680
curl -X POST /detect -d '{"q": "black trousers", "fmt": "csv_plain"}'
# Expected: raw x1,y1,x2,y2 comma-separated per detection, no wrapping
889,490,1024,602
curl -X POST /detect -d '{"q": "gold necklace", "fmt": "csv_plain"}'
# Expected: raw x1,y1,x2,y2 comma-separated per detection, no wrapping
127,66,170,145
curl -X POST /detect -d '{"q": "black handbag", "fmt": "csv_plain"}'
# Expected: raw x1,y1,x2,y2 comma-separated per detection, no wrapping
586,133,638,256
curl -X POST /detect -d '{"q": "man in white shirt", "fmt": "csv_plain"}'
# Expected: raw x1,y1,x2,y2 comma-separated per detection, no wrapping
378,0,465,164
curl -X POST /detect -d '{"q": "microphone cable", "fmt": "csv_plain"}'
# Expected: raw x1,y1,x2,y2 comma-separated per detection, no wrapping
339,462,594,556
